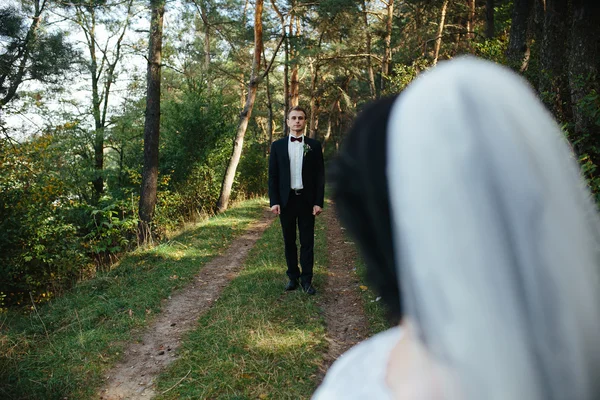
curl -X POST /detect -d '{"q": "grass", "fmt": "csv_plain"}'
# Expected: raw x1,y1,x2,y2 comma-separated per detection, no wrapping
0,198,267,400
153,212,329,399
354,256,394,335
1,193,389,400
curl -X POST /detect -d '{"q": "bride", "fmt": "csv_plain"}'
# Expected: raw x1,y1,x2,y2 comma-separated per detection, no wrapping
314,57,600,399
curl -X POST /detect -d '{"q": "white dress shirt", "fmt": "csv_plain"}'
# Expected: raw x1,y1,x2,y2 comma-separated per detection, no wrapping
288,134,304,190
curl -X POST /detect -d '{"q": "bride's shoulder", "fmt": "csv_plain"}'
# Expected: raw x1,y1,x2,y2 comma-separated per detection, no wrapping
312,326,402,400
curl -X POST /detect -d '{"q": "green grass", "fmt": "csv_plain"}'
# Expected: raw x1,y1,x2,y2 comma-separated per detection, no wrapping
0,198,268,400
1,194,389,400
154,213,329,400
354,256,393,335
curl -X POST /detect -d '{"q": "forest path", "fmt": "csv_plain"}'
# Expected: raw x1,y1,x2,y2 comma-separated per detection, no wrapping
98,210,275,399
316,201,371,381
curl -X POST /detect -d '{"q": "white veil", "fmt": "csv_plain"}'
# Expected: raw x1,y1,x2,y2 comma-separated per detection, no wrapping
387,57,600,400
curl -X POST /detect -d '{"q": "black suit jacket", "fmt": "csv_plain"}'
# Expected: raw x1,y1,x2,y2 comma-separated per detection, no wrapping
268,136,325,209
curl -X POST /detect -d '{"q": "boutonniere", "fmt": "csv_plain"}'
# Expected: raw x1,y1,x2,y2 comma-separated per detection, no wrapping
303,142,312,157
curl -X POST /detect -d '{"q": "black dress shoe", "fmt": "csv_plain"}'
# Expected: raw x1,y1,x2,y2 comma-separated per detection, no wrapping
301,283,316,295
285,279,299,291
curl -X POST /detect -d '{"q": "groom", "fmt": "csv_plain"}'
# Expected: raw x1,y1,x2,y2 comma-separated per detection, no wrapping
268,106,325,295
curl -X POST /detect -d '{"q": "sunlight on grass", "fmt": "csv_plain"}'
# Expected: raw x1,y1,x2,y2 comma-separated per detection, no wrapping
250,326,321,353
0,198,268,400
154,214,329,400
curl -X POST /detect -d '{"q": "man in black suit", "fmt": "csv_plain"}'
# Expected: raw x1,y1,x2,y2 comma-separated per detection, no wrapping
268,106,325,295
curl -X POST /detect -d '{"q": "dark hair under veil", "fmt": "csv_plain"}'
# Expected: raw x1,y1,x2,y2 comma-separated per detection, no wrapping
328,95,402,322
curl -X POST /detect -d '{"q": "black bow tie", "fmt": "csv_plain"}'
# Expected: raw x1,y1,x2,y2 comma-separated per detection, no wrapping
291,136,303,143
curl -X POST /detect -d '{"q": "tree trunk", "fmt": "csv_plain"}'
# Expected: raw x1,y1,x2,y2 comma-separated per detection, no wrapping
569,0,600,163
138,0,165,244
76,1,131,204
309,60,319,139
466,0,476,39
271,0,288,135
362,0,376,99
486,0,495,38
84,7,104,204
380,0,394,94
323,98,339,155
216,0,264,213
199,1,211,93
263,47,274,153
540,0,571,121
433,0,449,65
507,0,533,70
290,13,301,107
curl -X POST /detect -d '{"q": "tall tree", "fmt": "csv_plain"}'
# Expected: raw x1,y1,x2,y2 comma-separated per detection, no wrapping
216,0,264,213
361,0,376,99
380,0,394,93
540,0,571,120
486,0,495,38
0,0,75,108
433,0,449,65
466,0,476,39
271,0,289,134
289,10,301,107
138,0,165,244
70,0,134,203
568,0,600,163
507,0,532,70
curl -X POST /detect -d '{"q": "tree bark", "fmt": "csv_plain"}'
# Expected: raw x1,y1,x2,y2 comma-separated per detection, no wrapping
362,0,376,99
380,0,394,94
433,0,449,65
466,0,476,40
507,0,533,70
263,47,274,153
486,0,495,38
271,0,288,135
138,0,165,244
568,0,600,163
309,60,320,139
540,0,571,121
216,0,264,213
290,13,301,107
199,0,211,93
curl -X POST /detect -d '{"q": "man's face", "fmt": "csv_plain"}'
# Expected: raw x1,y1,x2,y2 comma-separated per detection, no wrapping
287,110,307,135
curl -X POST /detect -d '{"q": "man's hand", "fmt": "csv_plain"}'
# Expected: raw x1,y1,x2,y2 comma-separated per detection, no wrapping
271,205,281,215
313,205,323,216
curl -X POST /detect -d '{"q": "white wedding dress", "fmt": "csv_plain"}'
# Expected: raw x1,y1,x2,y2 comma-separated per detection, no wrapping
312,326,402,399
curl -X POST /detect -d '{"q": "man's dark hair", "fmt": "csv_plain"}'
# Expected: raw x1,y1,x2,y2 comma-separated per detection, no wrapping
287,106,307,118
328,95,402,323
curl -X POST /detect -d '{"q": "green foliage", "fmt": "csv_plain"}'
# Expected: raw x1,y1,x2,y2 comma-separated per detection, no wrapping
0,134,89,305
158,80,238,217
0,199,267,399
388,59,430,93
84,200,139,266
0,4,78,104
236,141,268,198
566,86,600,202
472,38,508,64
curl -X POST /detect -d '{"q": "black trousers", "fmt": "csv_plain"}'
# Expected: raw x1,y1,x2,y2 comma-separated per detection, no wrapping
279,190,315,284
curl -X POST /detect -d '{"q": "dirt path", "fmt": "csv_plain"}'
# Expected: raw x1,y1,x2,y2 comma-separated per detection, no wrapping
98,210,275,399
317,202,370,379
